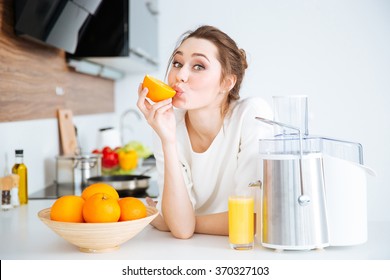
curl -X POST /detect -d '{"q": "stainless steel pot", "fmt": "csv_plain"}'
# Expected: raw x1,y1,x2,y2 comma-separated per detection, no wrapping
56,154,101,196
86,175,150,197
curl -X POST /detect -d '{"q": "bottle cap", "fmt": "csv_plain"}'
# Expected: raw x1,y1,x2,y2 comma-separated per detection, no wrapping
15,149,23,155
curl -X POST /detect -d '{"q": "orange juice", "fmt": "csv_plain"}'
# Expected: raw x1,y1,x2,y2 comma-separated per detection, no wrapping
228,196,254,250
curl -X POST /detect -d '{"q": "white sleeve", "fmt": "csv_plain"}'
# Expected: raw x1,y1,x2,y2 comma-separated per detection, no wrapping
233,98,273,195
152,129,196,212
152,131,164,212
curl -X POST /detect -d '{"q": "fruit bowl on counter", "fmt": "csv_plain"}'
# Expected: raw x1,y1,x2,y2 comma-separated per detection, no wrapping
38,206,158,253
38,183,158,253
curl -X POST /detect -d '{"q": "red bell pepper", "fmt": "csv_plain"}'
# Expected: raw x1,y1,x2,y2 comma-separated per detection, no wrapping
99,146,119,168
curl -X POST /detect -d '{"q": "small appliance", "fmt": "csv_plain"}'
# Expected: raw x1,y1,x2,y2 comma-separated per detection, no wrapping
254,96,375,250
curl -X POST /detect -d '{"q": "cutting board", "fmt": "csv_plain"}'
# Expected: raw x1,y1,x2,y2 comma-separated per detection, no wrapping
58,109,78,156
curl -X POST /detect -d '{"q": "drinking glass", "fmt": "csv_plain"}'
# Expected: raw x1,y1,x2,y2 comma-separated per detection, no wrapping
228,195,254,250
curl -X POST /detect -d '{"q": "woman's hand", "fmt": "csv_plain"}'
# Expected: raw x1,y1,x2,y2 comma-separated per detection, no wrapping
136,84,176,144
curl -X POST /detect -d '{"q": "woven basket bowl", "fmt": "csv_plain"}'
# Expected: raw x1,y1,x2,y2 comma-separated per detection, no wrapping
38,206,158,253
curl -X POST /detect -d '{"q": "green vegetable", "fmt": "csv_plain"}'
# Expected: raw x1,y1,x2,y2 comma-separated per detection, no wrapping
121,141,152,159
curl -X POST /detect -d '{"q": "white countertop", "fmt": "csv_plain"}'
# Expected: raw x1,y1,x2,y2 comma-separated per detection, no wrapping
1,199,390,260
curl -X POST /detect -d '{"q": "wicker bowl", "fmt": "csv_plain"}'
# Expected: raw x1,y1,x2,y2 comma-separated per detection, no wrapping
38,206,158,253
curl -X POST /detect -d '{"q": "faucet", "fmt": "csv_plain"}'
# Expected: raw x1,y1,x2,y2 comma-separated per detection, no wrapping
120,108,142,145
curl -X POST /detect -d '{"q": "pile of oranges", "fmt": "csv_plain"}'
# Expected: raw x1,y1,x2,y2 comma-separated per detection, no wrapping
50,183,147,223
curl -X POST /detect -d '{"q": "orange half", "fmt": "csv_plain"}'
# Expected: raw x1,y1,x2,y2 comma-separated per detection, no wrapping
142,75,176,102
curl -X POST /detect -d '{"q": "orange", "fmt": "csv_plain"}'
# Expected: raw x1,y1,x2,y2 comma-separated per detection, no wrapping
82,193,121,223
82,183,119,201
118,197,147,221
50,195,85,223
142,75,176,102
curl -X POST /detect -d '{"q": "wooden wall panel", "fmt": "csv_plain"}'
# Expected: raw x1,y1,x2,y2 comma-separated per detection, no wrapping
0,0,114,122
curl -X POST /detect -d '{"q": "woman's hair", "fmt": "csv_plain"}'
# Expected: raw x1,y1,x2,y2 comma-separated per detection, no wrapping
167,25,248,105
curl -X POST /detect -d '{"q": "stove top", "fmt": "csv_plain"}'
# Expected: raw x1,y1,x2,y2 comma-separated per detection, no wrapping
29,181,159,200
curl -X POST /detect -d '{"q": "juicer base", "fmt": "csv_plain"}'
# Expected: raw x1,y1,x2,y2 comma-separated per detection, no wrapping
261,242,329,251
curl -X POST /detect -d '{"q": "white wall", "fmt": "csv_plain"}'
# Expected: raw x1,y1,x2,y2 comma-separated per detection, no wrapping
119,0,390,222
1,0,389,222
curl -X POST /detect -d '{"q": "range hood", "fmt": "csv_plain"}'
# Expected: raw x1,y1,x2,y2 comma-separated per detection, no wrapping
14,0,158,79
67,0,159,79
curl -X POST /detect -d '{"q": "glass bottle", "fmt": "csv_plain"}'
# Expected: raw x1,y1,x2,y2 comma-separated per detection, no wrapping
12,150,28,205
1,189,12,210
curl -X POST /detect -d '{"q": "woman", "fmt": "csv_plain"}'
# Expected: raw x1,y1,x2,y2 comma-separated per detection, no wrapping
137,25,272,239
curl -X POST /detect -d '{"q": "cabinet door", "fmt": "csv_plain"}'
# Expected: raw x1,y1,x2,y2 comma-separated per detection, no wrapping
130,0,158,65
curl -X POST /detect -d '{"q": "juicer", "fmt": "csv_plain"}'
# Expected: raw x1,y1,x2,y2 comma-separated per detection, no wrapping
254,96,375,250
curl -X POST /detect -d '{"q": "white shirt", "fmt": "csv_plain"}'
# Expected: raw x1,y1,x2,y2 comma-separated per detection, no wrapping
153,97,273,215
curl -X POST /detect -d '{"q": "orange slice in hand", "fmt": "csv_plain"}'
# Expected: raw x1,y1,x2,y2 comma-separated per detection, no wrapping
142,75,176,102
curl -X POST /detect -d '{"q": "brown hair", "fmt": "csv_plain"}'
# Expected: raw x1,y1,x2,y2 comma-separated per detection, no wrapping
167,25,248,106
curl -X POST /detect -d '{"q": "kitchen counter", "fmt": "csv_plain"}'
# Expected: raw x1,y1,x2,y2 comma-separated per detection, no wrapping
1,199,390,260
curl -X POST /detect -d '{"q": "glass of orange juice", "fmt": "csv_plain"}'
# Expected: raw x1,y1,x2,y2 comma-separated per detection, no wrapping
228,195,254,250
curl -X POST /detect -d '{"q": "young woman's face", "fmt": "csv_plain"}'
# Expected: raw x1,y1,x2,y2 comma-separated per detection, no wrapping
167,37,226,110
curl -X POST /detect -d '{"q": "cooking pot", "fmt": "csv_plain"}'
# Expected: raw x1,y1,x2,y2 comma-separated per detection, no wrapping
86,175,150,197
56,154,101,196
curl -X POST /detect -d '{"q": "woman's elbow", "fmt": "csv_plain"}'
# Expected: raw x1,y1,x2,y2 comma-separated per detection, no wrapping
170,228,194,239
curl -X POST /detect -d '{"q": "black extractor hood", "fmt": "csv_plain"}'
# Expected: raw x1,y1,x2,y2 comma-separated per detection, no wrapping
14,0,159,79
14,0,114,55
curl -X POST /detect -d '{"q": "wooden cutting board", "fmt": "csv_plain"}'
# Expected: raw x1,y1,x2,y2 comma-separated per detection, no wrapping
57,109,78,156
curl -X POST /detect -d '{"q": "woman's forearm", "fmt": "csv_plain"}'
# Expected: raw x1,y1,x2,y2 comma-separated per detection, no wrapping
150,211,229,236
161,142,196,239
195,212,229,236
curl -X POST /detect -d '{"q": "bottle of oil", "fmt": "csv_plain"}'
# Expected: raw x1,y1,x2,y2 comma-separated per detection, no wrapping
12,149,28,205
